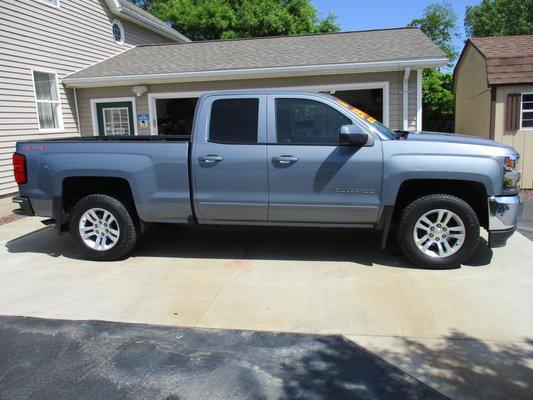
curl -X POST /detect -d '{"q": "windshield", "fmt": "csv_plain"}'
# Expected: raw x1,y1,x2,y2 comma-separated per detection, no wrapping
331,96,396,139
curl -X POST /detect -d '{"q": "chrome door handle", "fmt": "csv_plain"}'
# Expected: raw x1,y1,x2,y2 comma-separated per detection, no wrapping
272,155,298,164
199,155,223,163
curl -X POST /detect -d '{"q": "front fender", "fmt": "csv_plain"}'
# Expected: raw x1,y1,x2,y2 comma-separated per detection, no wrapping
382,153,502,205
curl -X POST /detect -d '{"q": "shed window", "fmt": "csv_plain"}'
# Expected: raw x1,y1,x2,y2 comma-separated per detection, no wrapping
521,93,533,129
32,70,62,131
112,20,125,45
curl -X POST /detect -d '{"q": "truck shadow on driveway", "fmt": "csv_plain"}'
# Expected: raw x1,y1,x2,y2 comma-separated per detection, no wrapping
6,223,492,269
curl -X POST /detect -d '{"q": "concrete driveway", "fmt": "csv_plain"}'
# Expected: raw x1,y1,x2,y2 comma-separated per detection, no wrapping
1,217,532,399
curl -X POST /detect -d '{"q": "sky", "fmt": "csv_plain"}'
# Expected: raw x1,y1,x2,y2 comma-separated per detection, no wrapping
312,0,480,57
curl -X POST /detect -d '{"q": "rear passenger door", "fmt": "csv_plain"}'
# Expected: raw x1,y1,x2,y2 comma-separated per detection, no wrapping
192,95,269,222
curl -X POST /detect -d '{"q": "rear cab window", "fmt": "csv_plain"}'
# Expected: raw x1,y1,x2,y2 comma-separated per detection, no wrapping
209,98,259,144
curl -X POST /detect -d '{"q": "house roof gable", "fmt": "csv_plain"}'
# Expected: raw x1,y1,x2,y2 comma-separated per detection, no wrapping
104,0,190,42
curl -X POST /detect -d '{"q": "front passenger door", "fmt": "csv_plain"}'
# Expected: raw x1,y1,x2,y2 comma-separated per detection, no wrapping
266,95,383,224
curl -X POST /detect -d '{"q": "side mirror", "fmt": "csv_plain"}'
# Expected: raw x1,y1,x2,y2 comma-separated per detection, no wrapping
339,124,370,145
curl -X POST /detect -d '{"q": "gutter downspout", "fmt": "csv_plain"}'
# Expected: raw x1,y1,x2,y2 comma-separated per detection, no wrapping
416,69,422,131
403,67,411,131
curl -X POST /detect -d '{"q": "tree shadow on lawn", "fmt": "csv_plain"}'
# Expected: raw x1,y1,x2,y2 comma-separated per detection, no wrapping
5,223,492,269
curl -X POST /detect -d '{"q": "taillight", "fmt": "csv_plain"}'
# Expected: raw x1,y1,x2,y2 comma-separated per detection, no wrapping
13,153,27,185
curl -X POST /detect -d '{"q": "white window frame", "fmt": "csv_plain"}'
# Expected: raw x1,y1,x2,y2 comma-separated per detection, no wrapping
520,92,533,131
90,97,138,136
111,19,125,45
38,0,60,8
147,82,390,135
31,68,64,133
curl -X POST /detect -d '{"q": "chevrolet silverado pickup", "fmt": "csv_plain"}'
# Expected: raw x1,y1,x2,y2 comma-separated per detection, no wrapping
12,91,523,267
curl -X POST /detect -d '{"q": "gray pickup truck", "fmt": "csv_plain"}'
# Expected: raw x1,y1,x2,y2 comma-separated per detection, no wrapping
12,91,523,268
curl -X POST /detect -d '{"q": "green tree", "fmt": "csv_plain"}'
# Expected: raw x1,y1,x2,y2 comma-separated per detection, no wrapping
465,0,533,37
408,2,457,131
134,0,339,41
408,1,458,61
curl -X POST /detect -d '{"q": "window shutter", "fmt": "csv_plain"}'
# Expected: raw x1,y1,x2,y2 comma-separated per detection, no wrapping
505,93,520,131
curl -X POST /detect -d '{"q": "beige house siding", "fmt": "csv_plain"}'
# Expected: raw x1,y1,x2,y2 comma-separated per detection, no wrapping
0,0,175,195
77,70,421,137
454,45,491,137
494,84,533,189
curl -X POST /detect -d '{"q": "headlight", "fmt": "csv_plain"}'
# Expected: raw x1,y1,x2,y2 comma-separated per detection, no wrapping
503,155,521,191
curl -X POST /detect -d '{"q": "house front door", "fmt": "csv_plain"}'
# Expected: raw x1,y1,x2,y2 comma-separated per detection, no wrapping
96,101,134,135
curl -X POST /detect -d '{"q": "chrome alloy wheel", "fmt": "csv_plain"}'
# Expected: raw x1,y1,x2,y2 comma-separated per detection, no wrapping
413,209,466,258
78,208,120,251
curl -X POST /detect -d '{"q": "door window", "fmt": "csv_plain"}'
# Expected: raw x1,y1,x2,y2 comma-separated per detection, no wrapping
275,98,351,144
209,98,259,144
103,107,130,135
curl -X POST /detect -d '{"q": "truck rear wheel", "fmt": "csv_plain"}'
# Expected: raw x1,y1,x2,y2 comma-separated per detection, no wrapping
69,194,139,261
396,194,480,268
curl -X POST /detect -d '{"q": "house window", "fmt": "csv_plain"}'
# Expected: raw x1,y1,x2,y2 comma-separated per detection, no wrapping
112,20,125,45
39,0,60,7
521,93,533,129
32,70,62,131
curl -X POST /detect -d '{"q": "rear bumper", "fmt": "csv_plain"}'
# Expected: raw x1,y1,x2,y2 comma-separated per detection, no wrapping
487,195,523,248
12,196,35,216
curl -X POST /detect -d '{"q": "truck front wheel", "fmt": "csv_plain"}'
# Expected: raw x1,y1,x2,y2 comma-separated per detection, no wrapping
69,194,139,261
396,194,480,268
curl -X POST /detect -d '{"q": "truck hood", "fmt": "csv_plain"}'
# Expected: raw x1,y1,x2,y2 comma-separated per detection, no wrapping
405,131,516,151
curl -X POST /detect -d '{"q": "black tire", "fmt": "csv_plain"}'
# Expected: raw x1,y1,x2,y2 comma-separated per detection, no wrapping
69,194,139,261
396,194,480,268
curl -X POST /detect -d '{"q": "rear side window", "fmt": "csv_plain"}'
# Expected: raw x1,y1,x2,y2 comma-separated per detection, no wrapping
209,98,259,143
276,98,351,144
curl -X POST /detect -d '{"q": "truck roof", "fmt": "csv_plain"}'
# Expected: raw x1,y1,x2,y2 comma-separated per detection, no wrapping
198,89,332,98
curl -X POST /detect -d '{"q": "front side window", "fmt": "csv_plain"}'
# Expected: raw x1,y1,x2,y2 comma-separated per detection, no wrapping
275,98,351,144
32,70,62,130
521,93,533,129
112,20,125,45
209,98,259,144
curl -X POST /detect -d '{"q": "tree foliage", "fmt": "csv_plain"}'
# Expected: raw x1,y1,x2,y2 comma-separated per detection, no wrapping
408,1,458,61
465,0,533,37
133,0,339,41
408,2,456,132
421,69,454,132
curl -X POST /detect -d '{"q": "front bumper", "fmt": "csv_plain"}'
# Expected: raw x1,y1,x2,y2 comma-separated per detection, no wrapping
487,195,523,248
12,196,35,216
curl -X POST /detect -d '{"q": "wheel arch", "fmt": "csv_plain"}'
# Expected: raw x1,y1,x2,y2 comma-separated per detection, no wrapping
57,176,139,232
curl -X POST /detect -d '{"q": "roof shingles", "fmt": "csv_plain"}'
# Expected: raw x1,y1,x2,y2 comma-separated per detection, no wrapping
66,28,446,80
470,35,533,85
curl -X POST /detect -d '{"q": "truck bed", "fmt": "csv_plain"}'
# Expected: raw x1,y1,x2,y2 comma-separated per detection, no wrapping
16,139,193,224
